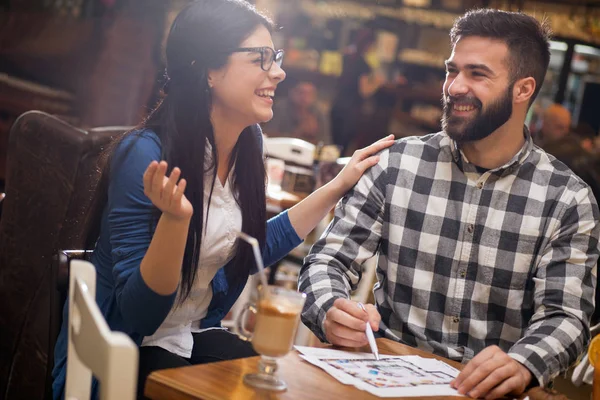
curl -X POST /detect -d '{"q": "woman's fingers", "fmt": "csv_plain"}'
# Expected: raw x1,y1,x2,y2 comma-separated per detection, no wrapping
163,167,181,205
153,161,168,198
354,156,381,173
142,161,190,218
353,135,395,161
362,136,395,155
375,134,395,143
172,178,187,205
143,161,159,194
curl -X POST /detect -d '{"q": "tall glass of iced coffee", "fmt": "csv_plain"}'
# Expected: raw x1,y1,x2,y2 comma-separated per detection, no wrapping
235,285,306,391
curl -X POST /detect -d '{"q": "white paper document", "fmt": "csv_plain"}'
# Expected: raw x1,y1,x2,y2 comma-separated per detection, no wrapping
295,346,464,398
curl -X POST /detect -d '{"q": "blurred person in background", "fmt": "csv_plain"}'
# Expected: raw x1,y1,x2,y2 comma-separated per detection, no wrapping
533,103,571,147
572,122,598,153
330,27,386,155
263,79,331,145
540,120,596,165
543,138,600,199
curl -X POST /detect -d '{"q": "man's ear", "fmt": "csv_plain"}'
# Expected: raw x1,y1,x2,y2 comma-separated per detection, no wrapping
513,77,536,105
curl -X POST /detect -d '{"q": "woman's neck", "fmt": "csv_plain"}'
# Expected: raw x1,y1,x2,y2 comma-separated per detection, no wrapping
210,107,246,185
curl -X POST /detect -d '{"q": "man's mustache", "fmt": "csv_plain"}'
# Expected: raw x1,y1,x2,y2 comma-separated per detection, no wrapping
444,95,483,109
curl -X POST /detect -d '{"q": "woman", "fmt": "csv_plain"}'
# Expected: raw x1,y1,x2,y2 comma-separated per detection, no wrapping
51,1,394,399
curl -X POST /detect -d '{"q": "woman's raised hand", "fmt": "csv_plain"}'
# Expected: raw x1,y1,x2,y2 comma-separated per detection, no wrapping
143,161,193,221
332,134,395,193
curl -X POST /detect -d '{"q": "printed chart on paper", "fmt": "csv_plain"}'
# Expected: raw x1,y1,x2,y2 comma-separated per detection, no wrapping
295,346,464,397
322,357,455,388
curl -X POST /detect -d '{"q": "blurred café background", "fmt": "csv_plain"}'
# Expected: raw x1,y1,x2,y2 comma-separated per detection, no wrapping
2,0,600,186
2,1,600,398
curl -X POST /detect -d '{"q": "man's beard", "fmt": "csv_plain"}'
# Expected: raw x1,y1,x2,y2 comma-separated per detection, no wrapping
441,85,513,144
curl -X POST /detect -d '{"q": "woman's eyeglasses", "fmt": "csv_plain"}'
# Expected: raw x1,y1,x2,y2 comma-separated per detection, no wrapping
231,47,284,71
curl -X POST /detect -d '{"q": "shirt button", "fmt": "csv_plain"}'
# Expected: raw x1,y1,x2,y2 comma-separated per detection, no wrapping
453,317,460,323
467,224,474,233
477,182,483,189
459,270,466,278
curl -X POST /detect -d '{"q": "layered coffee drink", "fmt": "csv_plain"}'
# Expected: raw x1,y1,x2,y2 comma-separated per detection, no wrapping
251,297,303,358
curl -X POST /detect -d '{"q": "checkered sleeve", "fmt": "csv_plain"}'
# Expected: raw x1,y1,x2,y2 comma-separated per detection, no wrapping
299,150,389,342
508,185,600,387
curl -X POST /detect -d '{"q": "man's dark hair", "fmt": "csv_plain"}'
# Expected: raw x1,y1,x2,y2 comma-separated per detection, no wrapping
450,9,552,105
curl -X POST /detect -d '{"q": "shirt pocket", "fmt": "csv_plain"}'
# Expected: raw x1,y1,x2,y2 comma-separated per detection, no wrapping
477,228,540,291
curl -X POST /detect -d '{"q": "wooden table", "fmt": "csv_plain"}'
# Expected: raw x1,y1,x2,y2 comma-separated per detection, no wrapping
145,338,466,400
145,338,562,400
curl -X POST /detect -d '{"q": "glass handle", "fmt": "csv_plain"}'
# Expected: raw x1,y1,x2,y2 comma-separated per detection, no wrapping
235,303,257,342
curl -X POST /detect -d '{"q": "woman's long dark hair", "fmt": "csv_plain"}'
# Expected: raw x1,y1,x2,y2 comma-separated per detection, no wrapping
94,0,269,303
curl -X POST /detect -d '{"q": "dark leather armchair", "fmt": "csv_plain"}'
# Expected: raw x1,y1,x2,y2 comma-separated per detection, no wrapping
0,111,129,400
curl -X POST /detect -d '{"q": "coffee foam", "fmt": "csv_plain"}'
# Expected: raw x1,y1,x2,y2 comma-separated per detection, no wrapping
258,298,302,318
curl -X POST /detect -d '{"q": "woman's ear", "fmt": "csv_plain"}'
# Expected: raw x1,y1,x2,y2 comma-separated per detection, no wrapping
206,70,215,89
207,67,226,89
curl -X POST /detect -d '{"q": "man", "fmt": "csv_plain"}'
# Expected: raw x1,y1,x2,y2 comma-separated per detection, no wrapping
263,80,331,145
533,103,572,147
299,9,599,400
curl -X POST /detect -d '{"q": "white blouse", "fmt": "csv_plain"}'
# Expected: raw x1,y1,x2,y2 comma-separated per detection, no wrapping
141,159,243,358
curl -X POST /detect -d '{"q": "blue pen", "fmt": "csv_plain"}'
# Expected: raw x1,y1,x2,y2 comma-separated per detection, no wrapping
358,302,380,360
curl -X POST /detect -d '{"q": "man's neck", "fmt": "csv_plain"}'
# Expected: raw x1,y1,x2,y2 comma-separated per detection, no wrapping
460,117,526,170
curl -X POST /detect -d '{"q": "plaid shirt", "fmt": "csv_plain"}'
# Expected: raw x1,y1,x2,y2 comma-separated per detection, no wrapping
299,130,599,387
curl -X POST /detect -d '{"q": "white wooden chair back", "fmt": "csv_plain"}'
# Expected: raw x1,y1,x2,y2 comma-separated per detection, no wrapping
65,260,138,400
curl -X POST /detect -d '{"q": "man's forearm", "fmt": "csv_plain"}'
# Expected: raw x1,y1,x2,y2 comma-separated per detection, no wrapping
507,314,588,387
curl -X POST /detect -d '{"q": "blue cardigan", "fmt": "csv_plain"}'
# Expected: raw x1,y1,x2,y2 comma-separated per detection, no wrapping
52,127,302,399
